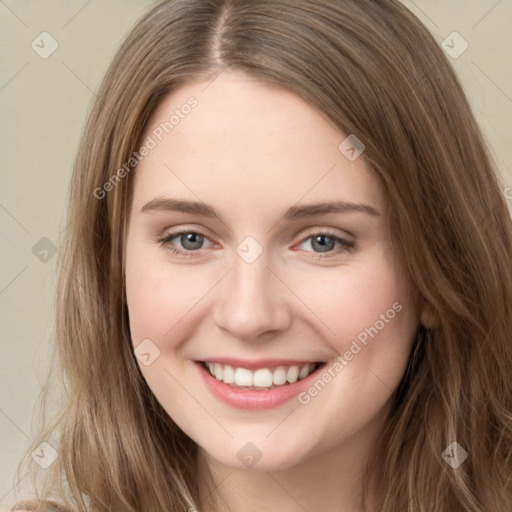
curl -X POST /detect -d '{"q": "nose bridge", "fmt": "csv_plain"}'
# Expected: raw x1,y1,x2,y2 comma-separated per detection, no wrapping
232,251,270,301
213,245,290,340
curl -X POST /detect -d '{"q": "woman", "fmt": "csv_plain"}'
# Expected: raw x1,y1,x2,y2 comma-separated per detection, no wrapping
13,0,512,510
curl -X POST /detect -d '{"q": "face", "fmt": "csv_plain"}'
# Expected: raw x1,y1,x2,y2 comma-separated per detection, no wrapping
125,70,422,472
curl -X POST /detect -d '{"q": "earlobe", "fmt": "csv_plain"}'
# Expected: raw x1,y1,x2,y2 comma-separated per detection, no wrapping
420,303,437,329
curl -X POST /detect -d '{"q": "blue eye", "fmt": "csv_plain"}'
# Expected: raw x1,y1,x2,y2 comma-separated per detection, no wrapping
298,232,355,256
158,229,355,259
158,230,213,256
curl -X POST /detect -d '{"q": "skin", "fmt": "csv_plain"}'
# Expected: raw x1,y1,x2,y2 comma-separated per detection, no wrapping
124,70,431,511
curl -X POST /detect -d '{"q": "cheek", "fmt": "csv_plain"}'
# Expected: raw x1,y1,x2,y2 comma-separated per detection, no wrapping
290,253,417,371
125,257,209,403
302,260,409,327
125,250,220,347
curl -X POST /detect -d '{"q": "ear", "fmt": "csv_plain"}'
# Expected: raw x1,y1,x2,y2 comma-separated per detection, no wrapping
420,301,437,329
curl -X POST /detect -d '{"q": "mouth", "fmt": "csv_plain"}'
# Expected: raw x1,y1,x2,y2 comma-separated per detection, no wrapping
198,360,326,391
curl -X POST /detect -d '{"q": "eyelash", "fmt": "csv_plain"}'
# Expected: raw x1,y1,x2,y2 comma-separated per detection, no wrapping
158,229,356,259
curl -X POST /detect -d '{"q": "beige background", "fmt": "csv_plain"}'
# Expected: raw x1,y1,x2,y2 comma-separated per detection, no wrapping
1,0,511,509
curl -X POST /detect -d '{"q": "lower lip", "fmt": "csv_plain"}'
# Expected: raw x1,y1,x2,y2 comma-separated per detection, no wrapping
195,361,325,410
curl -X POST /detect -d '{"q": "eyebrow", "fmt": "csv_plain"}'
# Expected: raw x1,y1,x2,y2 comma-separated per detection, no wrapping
140,197,380,220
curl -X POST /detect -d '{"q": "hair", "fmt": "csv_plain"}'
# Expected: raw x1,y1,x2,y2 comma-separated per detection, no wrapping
12,0,512,510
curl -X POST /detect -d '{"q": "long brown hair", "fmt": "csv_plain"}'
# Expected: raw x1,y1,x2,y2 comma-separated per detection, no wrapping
12,0,512,510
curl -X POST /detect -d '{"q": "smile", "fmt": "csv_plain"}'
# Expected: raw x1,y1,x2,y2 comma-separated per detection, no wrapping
195,359,327,410
201,361,321,389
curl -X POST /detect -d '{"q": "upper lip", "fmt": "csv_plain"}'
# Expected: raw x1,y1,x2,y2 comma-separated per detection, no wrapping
198,357,325,371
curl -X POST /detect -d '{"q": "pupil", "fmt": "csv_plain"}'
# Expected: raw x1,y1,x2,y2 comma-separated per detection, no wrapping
313,235,334,253
182,233,203,250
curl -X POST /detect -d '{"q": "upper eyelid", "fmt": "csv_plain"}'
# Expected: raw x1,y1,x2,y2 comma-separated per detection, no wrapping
162,227,353,249
162,227,216,244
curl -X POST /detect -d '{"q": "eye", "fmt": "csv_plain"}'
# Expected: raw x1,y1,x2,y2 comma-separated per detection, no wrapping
297,231,355,257
158,229,355,259
158,230,214,256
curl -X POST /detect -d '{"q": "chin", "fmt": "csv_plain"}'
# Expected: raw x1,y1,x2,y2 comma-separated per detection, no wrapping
200,435,314,472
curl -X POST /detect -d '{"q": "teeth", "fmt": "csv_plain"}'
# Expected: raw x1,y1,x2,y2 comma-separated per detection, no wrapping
253,368,273,387
286,365,299,383
204,362,319,388
234,367,253,386
273,366,287,385
299,364,310,379
223,364,235,384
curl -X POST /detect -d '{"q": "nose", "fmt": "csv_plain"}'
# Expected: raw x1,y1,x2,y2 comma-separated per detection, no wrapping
212,251,292,341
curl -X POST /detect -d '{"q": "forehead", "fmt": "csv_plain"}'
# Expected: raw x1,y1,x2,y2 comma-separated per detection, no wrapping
131,70,384,218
